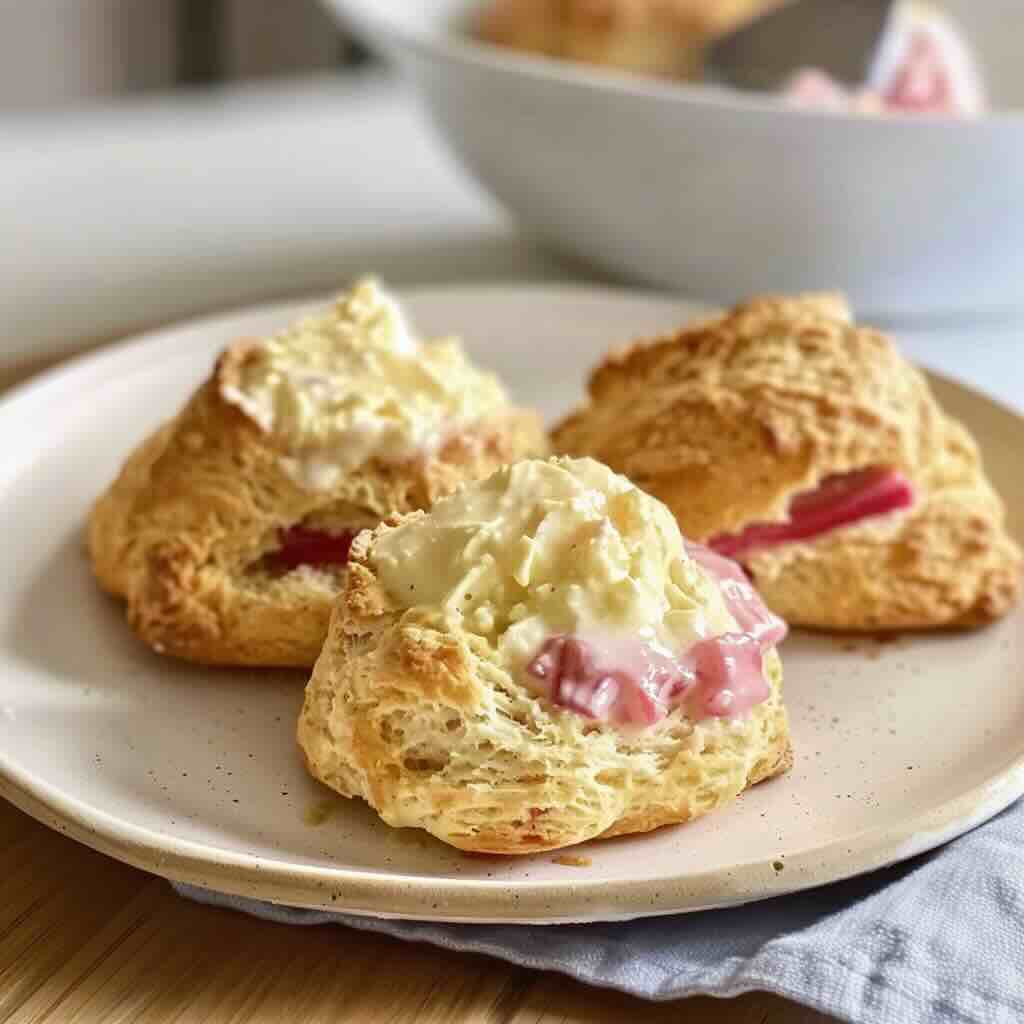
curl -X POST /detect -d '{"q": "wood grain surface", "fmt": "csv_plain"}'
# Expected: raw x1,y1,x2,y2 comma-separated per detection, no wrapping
0,345,838,1024
0,798,837,1023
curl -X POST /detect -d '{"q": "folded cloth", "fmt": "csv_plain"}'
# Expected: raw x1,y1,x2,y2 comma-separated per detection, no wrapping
174,799,1024,1024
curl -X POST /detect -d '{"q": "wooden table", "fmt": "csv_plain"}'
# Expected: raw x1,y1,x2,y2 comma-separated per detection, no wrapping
0,799,835,1023
0,347,837,1024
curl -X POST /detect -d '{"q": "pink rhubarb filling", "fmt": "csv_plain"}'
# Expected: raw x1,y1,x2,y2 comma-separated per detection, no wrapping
526,542,787,729
269,526,360,572
708,467,915,561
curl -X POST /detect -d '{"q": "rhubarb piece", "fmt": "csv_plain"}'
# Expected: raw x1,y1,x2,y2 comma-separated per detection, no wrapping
688,633,769,719
528,635,670,726
709,468,914,560
524,539,787,728
270,526,359,572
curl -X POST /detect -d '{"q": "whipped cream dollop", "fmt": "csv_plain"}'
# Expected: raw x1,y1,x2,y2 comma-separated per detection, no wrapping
370,457,786,728
220,278,509,490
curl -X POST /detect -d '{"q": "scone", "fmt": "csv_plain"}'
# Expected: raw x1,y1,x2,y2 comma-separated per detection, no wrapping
297,456,791,854
89,278,548,667
476,0,775,80
553,296,1022,631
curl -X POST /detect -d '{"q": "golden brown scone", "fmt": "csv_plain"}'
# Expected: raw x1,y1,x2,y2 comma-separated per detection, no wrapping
89,279,548,667
297,457,791,854
476,0,776,79
552,295,1022,631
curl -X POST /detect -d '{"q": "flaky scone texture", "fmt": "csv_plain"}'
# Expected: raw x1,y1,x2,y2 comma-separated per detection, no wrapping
553,295,1022,630
297,461,791,855
88,345,547,668
477,0,774,79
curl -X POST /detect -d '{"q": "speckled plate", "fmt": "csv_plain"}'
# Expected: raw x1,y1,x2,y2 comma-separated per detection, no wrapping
0,284,1021,924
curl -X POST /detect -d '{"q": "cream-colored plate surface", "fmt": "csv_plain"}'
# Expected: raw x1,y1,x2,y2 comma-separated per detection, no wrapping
0,285,1021,924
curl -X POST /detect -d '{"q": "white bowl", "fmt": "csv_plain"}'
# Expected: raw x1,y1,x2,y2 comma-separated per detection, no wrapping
324,0,1024,321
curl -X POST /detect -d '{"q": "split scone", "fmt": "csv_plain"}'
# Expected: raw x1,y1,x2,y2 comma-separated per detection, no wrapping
553,296,1022,631
88,279,548,667
297,456,791,854
476,0,775,81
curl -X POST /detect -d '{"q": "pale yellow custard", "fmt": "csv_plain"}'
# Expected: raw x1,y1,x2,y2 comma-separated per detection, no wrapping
220,278,509,490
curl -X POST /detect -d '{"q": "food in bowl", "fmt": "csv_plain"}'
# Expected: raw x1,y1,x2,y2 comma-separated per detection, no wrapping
784,1,986,115
475,0,776,80
476,0,984,115
297,456,791,854
553,294,1022,631
88,278,548,667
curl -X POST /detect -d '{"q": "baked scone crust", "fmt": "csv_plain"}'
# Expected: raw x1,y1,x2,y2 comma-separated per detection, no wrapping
552,296,1022,631
296,521,791,855
477,0,774,79
89,343,548,667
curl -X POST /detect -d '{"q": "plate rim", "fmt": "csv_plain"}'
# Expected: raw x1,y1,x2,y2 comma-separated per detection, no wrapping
1,281,1023,924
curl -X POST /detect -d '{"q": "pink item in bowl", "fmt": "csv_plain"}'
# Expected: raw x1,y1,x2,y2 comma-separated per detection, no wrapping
784,3,986,115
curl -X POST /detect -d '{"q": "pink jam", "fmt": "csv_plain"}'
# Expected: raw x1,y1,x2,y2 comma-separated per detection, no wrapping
270,526,359,571
528,635,688,729
526,545,787,729
708,468,915,561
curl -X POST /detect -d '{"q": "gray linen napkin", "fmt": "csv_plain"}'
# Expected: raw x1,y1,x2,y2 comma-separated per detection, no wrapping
175,799,1024,1024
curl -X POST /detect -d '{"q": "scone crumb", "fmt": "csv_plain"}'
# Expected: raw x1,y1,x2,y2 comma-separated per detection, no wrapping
553,854,592,868
303,799,336,826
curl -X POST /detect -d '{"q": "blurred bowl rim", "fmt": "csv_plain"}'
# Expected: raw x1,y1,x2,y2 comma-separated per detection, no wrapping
326,0,1024,129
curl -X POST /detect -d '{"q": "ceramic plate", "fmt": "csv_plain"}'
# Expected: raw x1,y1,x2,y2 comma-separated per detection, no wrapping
0,285,1021,924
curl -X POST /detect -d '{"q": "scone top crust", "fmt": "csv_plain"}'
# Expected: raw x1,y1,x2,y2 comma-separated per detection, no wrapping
218,278,510,491
554,293,946,540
